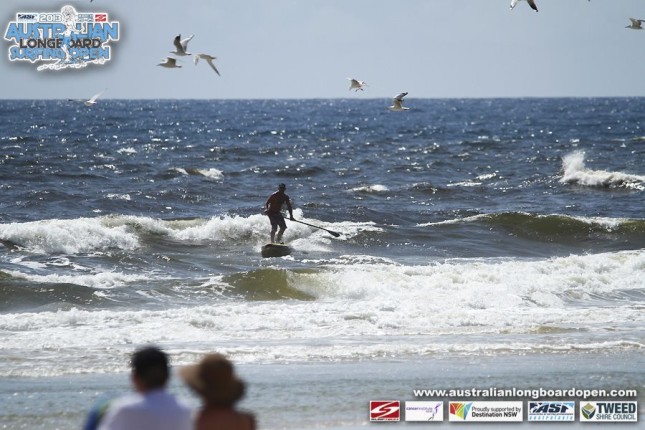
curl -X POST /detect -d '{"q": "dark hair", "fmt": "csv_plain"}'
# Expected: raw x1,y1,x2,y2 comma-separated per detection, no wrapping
278,183,286,189
130,346,169,390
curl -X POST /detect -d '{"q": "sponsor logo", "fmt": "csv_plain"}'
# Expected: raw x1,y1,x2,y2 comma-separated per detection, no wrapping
449,402,472,420
370,400,400,422
4,5,120,71
16,13,38,22
405,401,443,422
449,401,523,422
580,401,637,423
528,401,575,421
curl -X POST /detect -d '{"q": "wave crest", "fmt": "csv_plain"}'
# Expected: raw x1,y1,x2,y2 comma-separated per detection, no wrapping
560,151,645,190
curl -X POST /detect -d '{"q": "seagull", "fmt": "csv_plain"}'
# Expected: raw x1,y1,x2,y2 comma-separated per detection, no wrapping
84,89,105,107
626,18,645,30
389,92,410,111
510,0,538,12
347,78,367,92
194,53,220,76
67,90,106,106
171,34,193,56
157,57,181,68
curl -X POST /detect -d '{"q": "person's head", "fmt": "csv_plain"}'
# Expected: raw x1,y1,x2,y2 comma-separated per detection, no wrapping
278,183,286,192
180,353,245,407
130,346,170,392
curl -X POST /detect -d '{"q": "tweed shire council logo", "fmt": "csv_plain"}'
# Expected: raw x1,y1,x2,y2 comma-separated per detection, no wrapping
4,5,119,70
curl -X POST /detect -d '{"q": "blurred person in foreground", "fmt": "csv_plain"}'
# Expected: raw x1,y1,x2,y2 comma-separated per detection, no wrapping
96,346,193,430
180,353,256,430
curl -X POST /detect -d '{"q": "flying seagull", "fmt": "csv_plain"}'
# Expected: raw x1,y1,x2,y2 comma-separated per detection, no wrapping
510,0,538,12
626,18,645,30
157,57,181,68
171,34,194,56
84,89,105,106
67,89,106,106
389,92,410,111
194,53,220,76
347,78,367,92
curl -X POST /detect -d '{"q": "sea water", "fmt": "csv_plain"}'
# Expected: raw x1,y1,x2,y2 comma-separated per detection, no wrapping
0,98,643,428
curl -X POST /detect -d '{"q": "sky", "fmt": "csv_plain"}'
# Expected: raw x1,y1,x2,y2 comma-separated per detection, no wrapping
1,0,645,100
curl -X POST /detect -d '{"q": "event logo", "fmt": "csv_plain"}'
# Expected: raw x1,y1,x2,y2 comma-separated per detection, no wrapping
4,5,119,71
369,400,400,422
580,401,637,423
528,402,575,421
405,401,443,422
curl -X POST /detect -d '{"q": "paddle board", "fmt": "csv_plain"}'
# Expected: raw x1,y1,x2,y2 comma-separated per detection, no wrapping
261,243,292,258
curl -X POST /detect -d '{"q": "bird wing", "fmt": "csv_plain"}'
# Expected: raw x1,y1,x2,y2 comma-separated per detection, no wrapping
392,99,403,109
88,90,105,103
527,0,538,11
394,92,408,102
173,35,185,54
180,34,194,50
510,0,519,10
204,57,220,76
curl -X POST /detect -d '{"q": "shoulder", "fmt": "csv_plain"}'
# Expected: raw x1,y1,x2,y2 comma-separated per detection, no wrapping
196,408,256,430
243,411,257,429
105,393,146,412
97,394,143,430
99,392,193,430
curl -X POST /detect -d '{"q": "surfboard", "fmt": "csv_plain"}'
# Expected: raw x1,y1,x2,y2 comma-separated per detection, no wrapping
261,243,292,258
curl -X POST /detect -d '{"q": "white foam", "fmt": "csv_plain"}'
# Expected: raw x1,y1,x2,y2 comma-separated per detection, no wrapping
1,250,643,376
5,269,151,289
169,211,376,244
349,184,389,193
106,193,131,201
195,168,224,180
560,151,645,189
417,212,635,229
0,213,377,257
170,167,224,180
447,180,482,187
0,217,139,254
117,147,137,155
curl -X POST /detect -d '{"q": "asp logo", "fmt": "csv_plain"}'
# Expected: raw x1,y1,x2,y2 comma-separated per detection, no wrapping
370,400,400,422
528,402,575,421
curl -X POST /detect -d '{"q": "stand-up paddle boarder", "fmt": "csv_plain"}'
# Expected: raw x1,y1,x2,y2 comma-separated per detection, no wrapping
265,183,294,243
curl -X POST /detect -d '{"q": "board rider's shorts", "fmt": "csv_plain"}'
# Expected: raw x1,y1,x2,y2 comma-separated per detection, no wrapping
268,212,287,231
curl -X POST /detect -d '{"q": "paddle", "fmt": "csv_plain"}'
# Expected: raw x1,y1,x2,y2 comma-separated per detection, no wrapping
290,218,341,238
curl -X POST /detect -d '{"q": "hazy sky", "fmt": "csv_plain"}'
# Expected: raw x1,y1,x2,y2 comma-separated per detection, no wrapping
2,0,645,100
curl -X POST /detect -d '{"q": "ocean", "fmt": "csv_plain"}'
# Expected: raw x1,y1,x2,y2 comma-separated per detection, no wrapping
0,98,643,428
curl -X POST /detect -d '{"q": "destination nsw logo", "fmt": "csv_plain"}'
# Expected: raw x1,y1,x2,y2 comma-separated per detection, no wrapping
4,5,119,70
449,401,523,422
